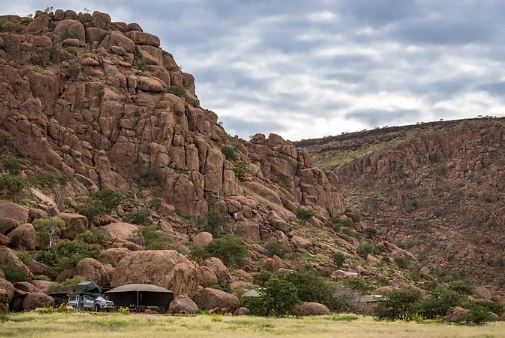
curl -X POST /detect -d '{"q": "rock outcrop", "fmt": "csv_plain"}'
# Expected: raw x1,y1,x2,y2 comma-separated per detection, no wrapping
111,250,198,295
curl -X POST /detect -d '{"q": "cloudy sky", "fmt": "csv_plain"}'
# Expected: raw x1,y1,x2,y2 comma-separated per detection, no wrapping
2,1,505,140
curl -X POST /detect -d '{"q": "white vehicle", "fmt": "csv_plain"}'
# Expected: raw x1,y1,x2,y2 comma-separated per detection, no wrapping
68,294,115,312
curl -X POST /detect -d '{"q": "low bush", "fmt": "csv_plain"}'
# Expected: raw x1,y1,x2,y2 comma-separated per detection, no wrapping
394,256,411,269
0,175,27,199
330,217,354,232
332,252,346,269
264,240,289,258
128,208,150,225
357,241,376,259
141,169,162,187
31,173,69,189
140,225,175,250
36,241,99,272
448,280,473,295
79,189,122,221
2,156,21,174
75,227,113,247
149,197,162,211
0,263,30,283
48,276,85,293
281,267,336,308
205,208,225,236
363,227,378,238
233,162,247,181
295,208,315,221
221,145,237,161
417,289,462,319
192,235,247,267
341,277,371,293
166,85,186,97
66,63,81,80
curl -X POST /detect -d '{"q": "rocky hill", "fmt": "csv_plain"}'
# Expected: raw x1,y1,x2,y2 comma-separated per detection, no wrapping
0,9,448,313
298,118,505,298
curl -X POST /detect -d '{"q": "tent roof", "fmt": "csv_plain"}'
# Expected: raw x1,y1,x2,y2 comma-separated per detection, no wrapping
241,288,262,298
74,281,101,294
106,284,173,294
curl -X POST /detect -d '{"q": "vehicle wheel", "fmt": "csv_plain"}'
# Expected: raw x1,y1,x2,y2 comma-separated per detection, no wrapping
95,304,100,312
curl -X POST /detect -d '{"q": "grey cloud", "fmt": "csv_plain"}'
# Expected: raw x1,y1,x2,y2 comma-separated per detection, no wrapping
219,116,286,137
346,109,422,127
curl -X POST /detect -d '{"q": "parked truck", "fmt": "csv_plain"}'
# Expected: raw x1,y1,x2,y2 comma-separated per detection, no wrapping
68,293,115,312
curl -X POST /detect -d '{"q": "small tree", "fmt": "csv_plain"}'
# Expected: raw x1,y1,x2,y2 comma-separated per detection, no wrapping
194,235,247,267
33,216,66,248
264,240,288,258
233,162,247,181
332,252,346,269
375,287,422,321
0,175,27,200
221,145,237,161
245,276,300,316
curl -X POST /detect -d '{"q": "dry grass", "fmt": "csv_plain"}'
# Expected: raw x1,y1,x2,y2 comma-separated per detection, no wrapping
0,312,504,338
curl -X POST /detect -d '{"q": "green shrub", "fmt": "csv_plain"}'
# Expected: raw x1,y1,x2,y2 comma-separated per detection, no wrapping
65,46,78,56
464,301,494,325
0,263,30,283
448,280,473,295
2,156,21,174
0,175,27,199
244,276,300,316
31,173,69,189
140,225,176,250
417,289,462,319
33,216,66,248
469,299,504,316
205,208,225,236
36,241,99,272
341,277,371,293
78,199,106,221
357,241,376,259
264,240,288,258
332,252,346,269
66,63,81,80
141,169,162,187
193,235,247,267
75,227,113,247
295,208,315,221
233,161,247,181
166,85,186,97
252,270,273,286
281,268,336,308
221,145,237,161
330,217,354,232
149,197,162,211
128,208,150,225
375,287,423,321
363,227,378,238
394,256,411,269
48,276,85,293
91,189,122,212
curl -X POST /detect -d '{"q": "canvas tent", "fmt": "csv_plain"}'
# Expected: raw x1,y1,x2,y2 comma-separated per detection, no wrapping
74,281,101,294
106,284,174,312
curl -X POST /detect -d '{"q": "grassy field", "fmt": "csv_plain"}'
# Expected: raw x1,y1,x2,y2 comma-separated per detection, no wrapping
0,312,504,338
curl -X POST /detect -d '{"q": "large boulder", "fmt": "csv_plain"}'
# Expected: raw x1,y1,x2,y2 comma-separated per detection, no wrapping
75,258,110,285
58,213,88,240
201,257,231,284
446,306,470,322
91,11,111,30
192,232,212,248
30,280,53,294
137,76,165,92
22,292,54,311
0,246,30,277
53,19,85,44
0,217,20,234
168,295,198,314
111,250,198,295
294,302,331,316
198,266,218,287
473,286,493,300
98,247,129,267
193,288,239,312
125,31,160,46
101,30,135,53
0,202,29,223
103,222,140,242
0,278,14,303
7,223,36,250
0,233,9,246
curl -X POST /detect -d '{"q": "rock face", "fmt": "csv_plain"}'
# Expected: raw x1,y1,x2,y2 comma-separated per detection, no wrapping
193,288,239,312
446,306,470,322
75,258,110,285
6,223,36,250
111,250,198,295
298,119,505,288
0,202,28,223
294,302,331,316
22,292,54,311
0,9,346,252
58,213,88,239
168,295,198,314
201,257,231,284
192,232,213,248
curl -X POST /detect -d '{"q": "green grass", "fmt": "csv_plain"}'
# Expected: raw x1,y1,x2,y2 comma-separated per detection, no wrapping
0,312,504,338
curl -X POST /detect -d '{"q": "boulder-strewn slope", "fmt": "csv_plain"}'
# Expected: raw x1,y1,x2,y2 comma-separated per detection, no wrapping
298,118,505,291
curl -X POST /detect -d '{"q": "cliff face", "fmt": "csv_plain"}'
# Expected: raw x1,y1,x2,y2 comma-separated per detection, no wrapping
0,9,345,241
299,119,505,288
